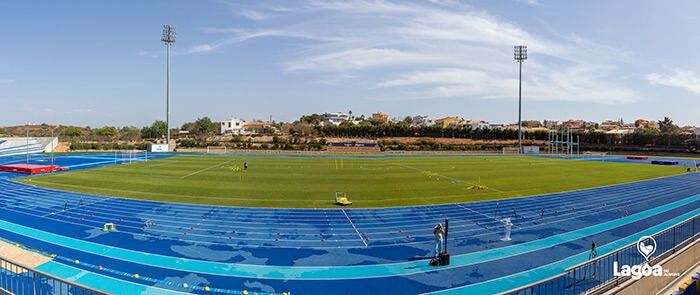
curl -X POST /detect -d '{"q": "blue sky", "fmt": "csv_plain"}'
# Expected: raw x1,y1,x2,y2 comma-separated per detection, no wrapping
2,0,700,128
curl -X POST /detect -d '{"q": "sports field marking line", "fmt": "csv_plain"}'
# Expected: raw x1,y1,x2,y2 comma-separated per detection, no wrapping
23,180,318,202
13,172,693,219
13,176,692,229
8,182,690,241
456,203,500,222
2,194,699,281
40,197,113,217
35,261,194,295
426,205,700,295
16,156,685,210
181,158,237,179
386,161,505,193
342,209,368,247
2,178,696,252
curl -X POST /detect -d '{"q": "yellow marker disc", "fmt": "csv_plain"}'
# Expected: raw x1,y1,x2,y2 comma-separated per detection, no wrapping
243,291,248,295
134,274,139,278
204,286,210,291
75,260,79,264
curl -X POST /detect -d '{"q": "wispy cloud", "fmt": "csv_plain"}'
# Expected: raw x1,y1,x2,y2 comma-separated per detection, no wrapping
201,0,637,104
646,69,700,94
68,109,93,114
0,79,15,84
18,105,54,113
237,10,271,20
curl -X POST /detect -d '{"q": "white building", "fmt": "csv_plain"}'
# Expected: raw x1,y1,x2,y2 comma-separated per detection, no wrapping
322,112,350,126
411,115,438,127
467,122,490,130
220,118,245,135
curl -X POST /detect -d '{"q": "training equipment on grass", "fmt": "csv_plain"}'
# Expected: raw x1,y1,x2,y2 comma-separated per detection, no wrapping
335,192,352,206
206,146,227,153
102,223,116,232
471,177,486,190
501,218,512,241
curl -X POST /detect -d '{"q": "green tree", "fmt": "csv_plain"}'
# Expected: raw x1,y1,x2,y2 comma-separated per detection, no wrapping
96,126,118,137
119,126,141,140
141,120,167,138
181,122,197,134
194,117,218,136
299,114,323,125
658,117,679,134
63,127,83,137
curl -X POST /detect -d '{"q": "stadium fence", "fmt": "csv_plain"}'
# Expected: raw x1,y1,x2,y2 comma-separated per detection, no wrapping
504,212,700,295
0,254,110,295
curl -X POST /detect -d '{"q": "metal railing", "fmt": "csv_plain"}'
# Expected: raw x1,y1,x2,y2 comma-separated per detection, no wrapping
505,213,700,295
0,255,110,295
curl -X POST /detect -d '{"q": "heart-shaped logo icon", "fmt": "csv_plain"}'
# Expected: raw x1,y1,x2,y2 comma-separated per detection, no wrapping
637,236,656,261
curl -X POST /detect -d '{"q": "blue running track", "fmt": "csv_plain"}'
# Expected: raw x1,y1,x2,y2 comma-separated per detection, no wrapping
0,153,698,294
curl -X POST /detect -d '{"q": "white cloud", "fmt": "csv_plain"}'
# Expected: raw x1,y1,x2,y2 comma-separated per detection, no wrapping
286,48,428,71
68,109,93,114
0,79,15,84
203,0,637,104
18,105,54,113
237,10,271,20
646,69,700,94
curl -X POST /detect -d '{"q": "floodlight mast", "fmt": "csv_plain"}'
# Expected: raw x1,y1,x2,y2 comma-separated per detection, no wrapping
514,45,527,154
162,25,177,151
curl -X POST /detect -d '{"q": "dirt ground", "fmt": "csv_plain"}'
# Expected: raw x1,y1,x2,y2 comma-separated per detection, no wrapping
0,240,51,269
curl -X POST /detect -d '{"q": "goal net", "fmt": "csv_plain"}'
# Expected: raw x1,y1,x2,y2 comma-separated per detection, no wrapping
502,147,520,154
582,151,607,162
116,150,148,164
207,146,227,153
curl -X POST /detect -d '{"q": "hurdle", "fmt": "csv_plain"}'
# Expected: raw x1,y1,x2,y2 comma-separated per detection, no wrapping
102,223,116,232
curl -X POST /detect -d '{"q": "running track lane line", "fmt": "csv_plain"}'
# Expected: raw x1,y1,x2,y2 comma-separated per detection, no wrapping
34,261,191,295
427,204,700,295
2,193,700,280
342,209,368,246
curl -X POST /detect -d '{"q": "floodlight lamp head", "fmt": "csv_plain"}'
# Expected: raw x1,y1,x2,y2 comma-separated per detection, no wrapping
161,25,177,44
514,45,527,61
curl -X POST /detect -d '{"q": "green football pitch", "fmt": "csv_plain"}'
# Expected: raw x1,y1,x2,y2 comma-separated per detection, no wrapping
17,155,685,208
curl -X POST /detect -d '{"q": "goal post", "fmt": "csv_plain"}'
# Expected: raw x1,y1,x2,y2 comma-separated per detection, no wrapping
502,147,519,154
582,151,607,162
116,150,148,164
206,146,227,153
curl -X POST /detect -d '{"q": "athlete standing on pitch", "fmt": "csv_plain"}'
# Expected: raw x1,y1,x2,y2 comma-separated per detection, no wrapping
244,162,248,172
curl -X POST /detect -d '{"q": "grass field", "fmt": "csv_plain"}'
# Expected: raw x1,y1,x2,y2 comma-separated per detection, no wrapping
16,155,686,208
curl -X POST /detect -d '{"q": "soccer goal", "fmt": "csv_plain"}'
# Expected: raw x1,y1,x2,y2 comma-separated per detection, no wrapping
502,147,520,154
116,150,148,164
582,151,607,162
206,146,227,153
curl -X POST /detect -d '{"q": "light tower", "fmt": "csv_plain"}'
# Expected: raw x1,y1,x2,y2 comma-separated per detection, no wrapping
162,25,177,150
514,45,527,153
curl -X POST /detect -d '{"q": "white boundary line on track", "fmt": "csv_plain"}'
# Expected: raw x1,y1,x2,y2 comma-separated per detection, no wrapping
342,209,368,247
181,158,237,179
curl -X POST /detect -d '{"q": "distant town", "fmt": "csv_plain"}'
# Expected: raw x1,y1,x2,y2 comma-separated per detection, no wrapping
218,112,700,136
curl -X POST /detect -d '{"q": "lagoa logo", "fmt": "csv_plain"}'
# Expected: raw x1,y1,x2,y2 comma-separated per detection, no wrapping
613,236,662,280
